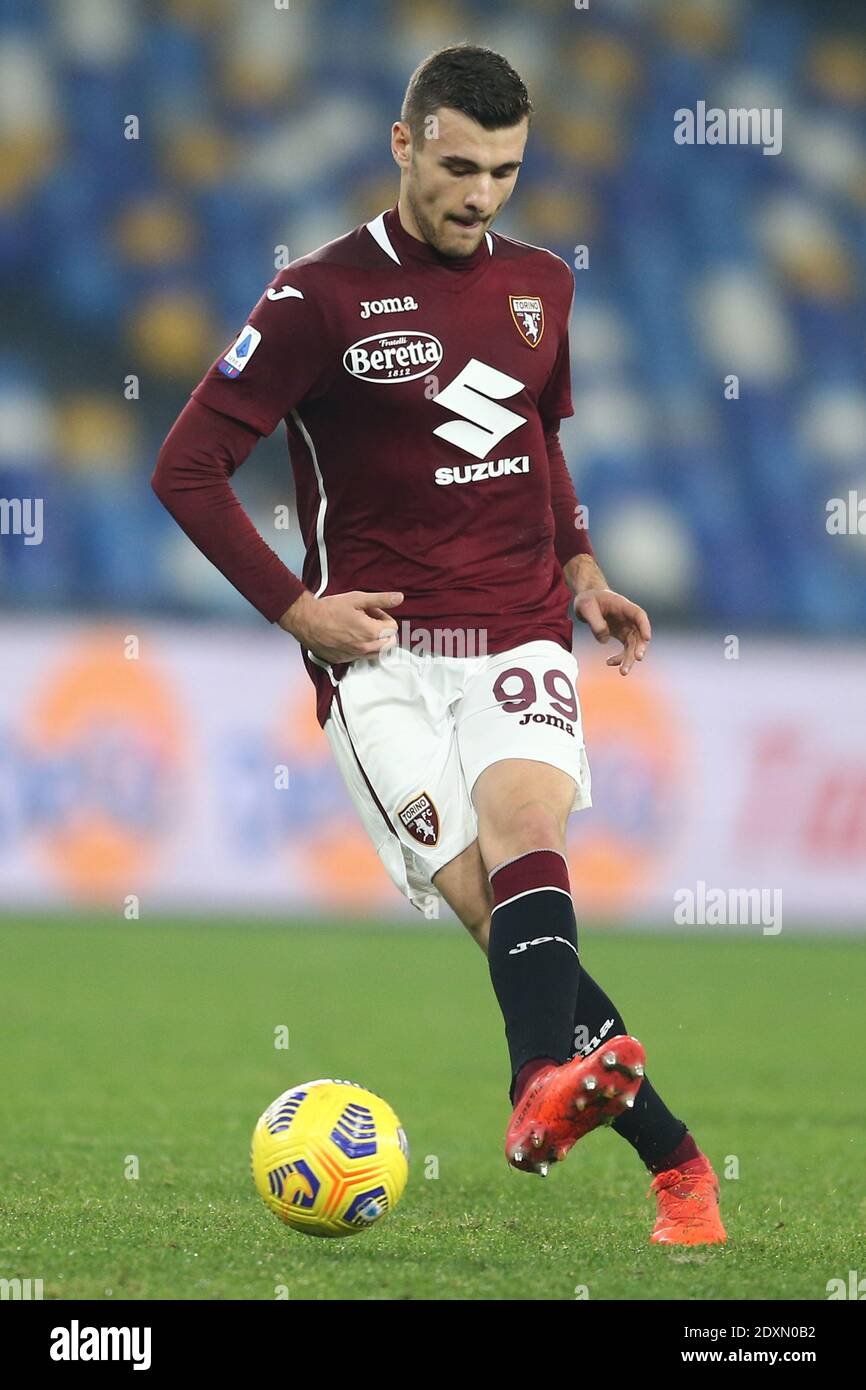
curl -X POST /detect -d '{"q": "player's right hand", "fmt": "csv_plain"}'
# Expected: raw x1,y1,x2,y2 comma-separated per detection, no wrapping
278,589,404,664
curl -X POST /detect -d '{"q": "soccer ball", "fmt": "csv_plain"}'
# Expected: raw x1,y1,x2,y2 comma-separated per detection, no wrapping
251,1079,409,1238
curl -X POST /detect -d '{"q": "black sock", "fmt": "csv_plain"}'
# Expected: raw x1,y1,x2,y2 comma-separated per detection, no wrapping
572,967,688,1169
488,850,579,1097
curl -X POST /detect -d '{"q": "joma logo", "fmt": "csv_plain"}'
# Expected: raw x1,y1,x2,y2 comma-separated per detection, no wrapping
517,712,575,737
508,935,578,957
359,295,418,319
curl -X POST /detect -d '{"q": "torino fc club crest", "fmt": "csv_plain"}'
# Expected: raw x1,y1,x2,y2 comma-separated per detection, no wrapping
398,792,439,846
509,295,544,347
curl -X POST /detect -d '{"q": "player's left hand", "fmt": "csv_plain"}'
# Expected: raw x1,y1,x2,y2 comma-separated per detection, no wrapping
573,587,652,675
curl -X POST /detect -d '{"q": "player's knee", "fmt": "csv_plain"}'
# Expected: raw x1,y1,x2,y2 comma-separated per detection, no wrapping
489,798,566,857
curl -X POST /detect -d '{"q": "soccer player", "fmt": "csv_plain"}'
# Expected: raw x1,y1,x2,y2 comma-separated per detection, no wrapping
153,44,725,1245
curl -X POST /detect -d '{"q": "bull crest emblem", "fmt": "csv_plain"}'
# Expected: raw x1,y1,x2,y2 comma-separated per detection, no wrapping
398,792,439,846
509,295,544,347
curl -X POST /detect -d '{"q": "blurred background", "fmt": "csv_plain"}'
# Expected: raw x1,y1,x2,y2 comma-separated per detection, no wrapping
0,0,864,922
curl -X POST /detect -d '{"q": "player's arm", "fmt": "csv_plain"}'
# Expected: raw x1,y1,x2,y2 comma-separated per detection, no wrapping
546,425,651,676
152,274,402,663
152,401,401,662
153,399,304,620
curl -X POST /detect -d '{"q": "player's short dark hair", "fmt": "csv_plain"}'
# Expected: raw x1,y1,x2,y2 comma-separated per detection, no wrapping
401,44,532,141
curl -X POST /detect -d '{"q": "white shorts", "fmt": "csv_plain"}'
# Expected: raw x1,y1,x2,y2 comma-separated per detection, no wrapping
324,639,592,911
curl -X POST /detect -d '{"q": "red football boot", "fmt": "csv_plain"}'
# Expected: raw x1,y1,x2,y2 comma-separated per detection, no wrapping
505,1035,646,1173
648,1153,727,1245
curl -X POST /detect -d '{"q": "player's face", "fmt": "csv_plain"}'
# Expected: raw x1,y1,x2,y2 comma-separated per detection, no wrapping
394,107,528,258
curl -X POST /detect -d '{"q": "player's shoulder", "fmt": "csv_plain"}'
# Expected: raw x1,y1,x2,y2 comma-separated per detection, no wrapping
490,229,575,303
267,220,385,296
243,223,378,334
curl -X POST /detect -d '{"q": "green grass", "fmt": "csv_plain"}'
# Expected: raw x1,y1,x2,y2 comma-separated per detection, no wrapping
0,916,862,1301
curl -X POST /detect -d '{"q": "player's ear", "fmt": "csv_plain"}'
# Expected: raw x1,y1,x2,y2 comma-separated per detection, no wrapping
391,120,412,169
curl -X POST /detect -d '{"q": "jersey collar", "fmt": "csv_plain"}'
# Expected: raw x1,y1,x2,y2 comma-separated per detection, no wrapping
369,205,494,272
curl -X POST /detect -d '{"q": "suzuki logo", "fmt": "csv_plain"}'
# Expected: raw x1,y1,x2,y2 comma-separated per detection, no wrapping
431,358,526,460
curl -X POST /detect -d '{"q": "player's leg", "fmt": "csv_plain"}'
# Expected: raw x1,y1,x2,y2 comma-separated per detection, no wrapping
470,754,645,1167
474,761,696,1175
571,967,725,1242
451,641,725,1234
454,638,615,1137
471,756,583,1092
433,835,692,1176
454,643,665,1176
432,840,493,953
435,836,724,1237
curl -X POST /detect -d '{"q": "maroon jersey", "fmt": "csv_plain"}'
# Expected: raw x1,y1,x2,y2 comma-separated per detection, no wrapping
190,205,582,724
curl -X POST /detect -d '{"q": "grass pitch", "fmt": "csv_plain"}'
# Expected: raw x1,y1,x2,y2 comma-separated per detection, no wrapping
0,916,862,1301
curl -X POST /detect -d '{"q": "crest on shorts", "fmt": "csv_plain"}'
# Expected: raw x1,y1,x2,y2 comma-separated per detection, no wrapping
398,792,439,847
509,295,544,348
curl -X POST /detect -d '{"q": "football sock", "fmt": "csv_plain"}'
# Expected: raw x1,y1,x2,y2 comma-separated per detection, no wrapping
511,1055,558,1107
573,967,689,1170
648,1131,700,1175
487,849,579,1097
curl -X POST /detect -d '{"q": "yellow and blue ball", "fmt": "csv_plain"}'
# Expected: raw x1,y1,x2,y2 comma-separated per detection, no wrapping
251,1079,409,1238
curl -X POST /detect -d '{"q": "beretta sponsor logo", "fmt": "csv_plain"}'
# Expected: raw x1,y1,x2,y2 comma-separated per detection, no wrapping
343,330,443,384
